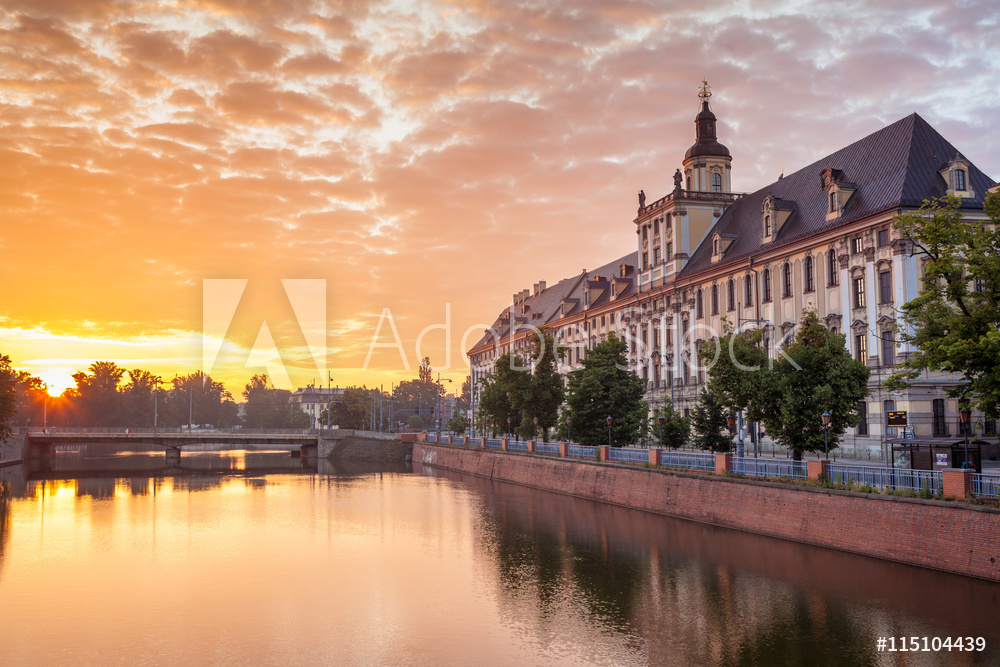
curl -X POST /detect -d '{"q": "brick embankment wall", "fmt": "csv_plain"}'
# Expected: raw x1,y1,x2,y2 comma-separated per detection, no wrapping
413,442,1000,582
325,437,412,463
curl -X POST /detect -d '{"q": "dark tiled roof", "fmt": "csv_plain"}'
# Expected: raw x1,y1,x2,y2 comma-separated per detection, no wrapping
470,252,638,352
679,113,994,279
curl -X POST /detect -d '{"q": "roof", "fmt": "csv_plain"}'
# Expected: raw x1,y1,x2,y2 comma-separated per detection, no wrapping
679,113,995,278
469,252,638,352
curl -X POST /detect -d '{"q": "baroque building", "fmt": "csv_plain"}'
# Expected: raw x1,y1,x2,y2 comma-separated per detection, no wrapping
467,84,997,452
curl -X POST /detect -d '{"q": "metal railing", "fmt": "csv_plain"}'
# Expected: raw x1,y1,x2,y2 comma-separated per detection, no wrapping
426,434,438,443
467,437,481,447
732,457,807,480
609,447,648,464
661,451,715,472
826,464,942,495
970,473,1000,499
566,444,597,459
25,426,320,436
535,442,560,455
507,441,529,452
484,439,503,449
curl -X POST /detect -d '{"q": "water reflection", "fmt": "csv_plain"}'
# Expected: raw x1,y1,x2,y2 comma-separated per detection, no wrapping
423,465,1000,666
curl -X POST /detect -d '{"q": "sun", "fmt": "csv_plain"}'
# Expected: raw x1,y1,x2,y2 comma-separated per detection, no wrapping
38,372,75,397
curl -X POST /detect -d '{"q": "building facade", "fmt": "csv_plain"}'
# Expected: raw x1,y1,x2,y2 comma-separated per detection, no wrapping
467,85,997,452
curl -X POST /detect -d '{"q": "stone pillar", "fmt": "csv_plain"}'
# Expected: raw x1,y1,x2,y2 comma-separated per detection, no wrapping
648,449,662,466
807,460,831,481
559,442,568,458
942,468,971,499
501,438,508,451
480,437,486,448
715,453,731,474
527,441,535,454
462,437,469,446
599,445,609,462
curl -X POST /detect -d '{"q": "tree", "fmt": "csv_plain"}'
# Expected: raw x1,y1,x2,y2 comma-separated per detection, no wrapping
322,386,371,430
690,390,732,452
650,402,690,449
0,355,17,440
700,328,770,425
121,369,162,426
242,374,310,429
161,372,239,428
70,361,126,426
887,192,1000,418
475,353,530,436
701,310,870,460
563,333,647,446
522,331,564,441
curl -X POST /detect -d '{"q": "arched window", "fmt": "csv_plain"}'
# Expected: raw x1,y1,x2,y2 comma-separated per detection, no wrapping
696,289,704,318
727,279,735,311
827,249,838,286
804,256,815,292
711,172,722,192
763,268,772,302
711,285,719,315
745,274,753,304
955,169,966,191
782,263,792,298
764,214,772,237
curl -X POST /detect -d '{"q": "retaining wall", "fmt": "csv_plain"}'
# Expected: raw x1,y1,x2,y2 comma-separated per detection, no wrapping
414,442,1000,582
320,435,412,463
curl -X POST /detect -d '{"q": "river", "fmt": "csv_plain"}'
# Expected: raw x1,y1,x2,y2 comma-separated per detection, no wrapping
0,449,997,665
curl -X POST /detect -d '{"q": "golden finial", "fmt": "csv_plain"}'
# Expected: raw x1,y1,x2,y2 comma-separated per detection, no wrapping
698,80,712,101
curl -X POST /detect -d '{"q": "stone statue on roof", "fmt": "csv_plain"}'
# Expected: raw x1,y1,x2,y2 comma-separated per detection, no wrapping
674,168,683,191
638,189,646,209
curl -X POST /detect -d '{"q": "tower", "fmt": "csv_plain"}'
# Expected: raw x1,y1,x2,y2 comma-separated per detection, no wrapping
682,81,732,193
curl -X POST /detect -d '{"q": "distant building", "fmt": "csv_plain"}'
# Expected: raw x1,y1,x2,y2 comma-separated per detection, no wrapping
468,84,997,452
289,387,345,428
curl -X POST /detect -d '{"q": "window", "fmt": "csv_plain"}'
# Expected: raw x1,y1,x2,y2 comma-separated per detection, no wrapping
711,285,719,315
764,214,772,237
985,419,997,436
884,399,896,438
713,238,719,255
856,401,868,436
881,331,894,366
782,263,792,298
829,191,837,213
643,226,648,241
653,219,659,235
955,169,966,191
696,290,703,318
879,270,892,303
855,333,867,363
745,275,753,304
654,247,660,264
877,228,889,247
828,249,838,286
853,277,866,309
763,330,771,357
666,243,673,260
642,252,648,270
711,172,722,192
852,237,864,255
727,279,735,311
763,269,772,302
932,399,947,436
804,256,815,292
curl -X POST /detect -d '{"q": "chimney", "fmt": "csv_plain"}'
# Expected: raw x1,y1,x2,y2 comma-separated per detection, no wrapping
533,283,540,296
538,280,546,293
522,288,530,301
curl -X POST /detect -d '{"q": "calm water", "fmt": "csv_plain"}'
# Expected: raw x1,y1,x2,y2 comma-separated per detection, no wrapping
1,450,998,666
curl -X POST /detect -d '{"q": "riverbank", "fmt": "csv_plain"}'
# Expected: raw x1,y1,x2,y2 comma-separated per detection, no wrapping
414,441,1000,582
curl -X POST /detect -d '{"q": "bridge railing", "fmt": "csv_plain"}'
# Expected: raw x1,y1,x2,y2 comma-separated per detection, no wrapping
25,426,320,436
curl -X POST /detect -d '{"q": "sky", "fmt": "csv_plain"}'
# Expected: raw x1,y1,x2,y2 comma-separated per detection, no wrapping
1,0,998,398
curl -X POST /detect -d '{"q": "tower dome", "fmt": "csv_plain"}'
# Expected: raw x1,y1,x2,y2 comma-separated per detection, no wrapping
682,81,732,193
684,96,730,160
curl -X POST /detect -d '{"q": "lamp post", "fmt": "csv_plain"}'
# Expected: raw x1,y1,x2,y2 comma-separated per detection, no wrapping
606,415,612,448
533,416,539,442
507,416,512,441
485,417,491,437
726,413,736,454
959,406,971,469
566,416,572,443
435,373,453,439
822,410,832,460
657,414,665,449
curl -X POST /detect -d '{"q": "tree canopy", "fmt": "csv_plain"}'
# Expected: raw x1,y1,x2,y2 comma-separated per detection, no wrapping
887,192,1000,418
242,374,310,429
0,355,17,441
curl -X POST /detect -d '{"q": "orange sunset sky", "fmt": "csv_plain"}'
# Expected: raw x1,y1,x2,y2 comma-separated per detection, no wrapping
2,0,998,397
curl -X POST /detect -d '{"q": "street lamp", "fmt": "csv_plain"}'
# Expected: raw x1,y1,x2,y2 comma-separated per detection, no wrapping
566,416,572,443
606,415,613,447
821,410,832,460
507,416,512,440
533,416,539,442
726,413,736,454
657,414,665,449
485,416,491,437
435,373,453,439
959,407,972,469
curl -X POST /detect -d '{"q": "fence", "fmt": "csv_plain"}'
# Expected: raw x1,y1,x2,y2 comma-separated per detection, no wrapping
484,439,503,450
507,440,529,453
660,451,716,472
732,457,807,480
566,444,597,459
535,442,560,456
608,447,649,464
971,473,1000,499
826,464,942,495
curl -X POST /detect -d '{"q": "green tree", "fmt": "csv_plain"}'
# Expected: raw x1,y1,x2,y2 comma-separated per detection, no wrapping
162,372,239,428
322,386,372,430
121,369,162,427
0,355,17,440
700,328,771,425
887,192,1000,418
563,333,647,446
650,402,689,449
522,331,565,441
242,374,310,429
476,353,531,436
690,390,732,452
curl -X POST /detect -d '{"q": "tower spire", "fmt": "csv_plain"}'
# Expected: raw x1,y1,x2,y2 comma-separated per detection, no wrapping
698,80,711,102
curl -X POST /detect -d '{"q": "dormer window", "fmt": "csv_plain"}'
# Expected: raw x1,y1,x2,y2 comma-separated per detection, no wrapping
829,190,837,213
713,237,720,255
955,169,966,191
939,154,974,197
764,214,772,237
